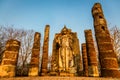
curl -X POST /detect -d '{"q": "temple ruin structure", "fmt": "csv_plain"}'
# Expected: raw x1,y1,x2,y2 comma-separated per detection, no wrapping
0,2,120,78
0,39,20,77
92,3,120,77
51,26,81,76
29,32,41,76
84,29,99,77
82,43,88,77
41,25,50,76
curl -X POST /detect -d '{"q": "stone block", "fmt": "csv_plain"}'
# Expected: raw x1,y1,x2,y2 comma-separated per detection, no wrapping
0,65,15,77
29,67,39,76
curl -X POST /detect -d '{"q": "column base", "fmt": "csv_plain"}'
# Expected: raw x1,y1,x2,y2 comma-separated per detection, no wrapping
41,69,48,76
88,66,99,77
28,67,39,76
101,69,120,78
59,72,75,77
49,72,59,76
0,65,15,77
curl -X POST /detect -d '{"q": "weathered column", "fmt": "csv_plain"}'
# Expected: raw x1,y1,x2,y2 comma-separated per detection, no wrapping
50,34,59,76
84,29,99,77
72,32,81,76
29,32,41,76
92,3,120,77
82,43,88,77
0,39,20,77
41,25,50,76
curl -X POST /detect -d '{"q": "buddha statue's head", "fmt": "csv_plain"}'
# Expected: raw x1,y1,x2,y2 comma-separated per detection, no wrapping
61,25,71,35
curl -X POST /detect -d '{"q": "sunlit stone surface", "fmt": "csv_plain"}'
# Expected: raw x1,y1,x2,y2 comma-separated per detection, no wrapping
41,25,50,76
84,29,99,77
29,32,41,76
92,3,120,77
82,43,88,77
51,26,81,76
0,39,20,77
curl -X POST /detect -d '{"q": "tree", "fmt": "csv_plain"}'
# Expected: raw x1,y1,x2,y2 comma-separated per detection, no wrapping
0,26,5,64
110,26,120,67
0,25,35,76
17,30,34,76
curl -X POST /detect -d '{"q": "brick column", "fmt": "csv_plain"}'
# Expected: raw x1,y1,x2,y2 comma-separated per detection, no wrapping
84,29,99,77
82,43,88,77
92,3,120,77
72,33,81,75
0,39,20,77
41,25,50,76
50,35,59,76
29,32,41,76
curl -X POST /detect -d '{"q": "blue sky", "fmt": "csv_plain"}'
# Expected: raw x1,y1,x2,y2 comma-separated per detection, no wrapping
0,0,120,53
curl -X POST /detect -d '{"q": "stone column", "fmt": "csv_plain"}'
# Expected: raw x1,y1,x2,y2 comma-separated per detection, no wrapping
50,34,59,76
92,3,120,77
81,43,88,77
29,32,41,76
72,32,81,76
84,29,99,77
41,25,50,76
0,39,20,77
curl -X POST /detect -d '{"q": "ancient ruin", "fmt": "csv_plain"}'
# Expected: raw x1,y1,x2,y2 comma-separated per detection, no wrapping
29,32,41,76
51,26,81,76
92,3,120,77
41,25,50,76
0,2,120,79
82,43,88,77
84,29,99,77
0,39,20,77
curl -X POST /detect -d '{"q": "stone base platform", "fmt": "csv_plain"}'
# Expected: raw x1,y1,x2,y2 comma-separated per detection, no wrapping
0,77,119,80
49,72,59,76
59,72,74,77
